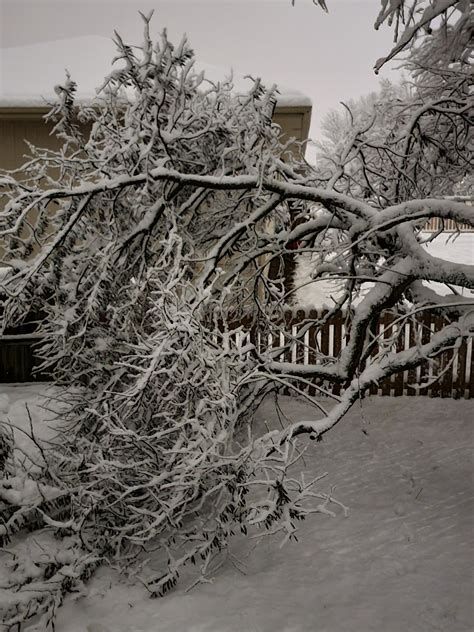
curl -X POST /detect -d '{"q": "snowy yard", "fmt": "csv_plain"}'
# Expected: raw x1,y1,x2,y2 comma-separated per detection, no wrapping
1,384,472,632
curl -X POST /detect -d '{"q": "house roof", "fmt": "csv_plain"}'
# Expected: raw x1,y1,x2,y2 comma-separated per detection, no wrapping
0,36,312,110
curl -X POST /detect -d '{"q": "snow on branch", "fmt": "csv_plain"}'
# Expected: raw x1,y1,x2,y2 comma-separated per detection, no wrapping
374,0,461,72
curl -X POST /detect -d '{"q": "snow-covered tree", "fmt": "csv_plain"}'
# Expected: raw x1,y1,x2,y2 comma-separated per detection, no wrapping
316,61,471,207
256,1,473,439
371,0,472,72
0,15,342,630
0,6,472,629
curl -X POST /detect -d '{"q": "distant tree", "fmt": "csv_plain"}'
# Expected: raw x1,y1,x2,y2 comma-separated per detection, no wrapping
316,57,471,207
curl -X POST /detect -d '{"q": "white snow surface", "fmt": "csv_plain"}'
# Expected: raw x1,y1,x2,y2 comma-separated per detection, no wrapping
0,383,472,632
295,231,474,308
0,37,311,108
0,384,68,474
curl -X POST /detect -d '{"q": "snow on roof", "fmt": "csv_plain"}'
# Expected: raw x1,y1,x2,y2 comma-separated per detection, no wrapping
0,36,311,109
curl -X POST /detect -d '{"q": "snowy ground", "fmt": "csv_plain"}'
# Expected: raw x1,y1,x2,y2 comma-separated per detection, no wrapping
1,384,472,632
295,232,474,309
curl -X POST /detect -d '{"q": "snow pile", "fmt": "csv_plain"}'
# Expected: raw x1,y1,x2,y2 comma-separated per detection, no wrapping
296,231,474,308
0,474,62,506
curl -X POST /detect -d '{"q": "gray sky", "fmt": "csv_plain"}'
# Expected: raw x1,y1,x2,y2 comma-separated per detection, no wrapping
0,0,400,148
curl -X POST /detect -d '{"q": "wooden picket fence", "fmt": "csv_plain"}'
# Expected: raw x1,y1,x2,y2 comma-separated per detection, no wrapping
423,217,473,232
233,309,473,399
1,309,473,398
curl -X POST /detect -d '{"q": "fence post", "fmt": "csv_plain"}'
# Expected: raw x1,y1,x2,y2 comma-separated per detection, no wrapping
331,312,343,396
393,318,405,396
452,337,468,399
469,338,474,400
307,309,319,397
379,313,392,396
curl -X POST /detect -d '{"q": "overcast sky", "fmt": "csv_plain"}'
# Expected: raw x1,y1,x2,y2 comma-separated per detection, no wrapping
0,0,400,150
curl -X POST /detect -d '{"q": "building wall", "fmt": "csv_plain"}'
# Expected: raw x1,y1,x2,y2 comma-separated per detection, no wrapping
0,104,311,171
273,106,312,160
0,110,61,171
0,105,311,262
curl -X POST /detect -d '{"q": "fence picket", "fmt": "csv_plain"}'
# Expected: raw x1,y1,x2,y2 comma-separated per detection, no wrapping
380,314,392,396
332,313,343,396
468,339,474,399
453,339,468,399
307,310,318,396
406,318,418,396
294,309,307,394
423,218,473,232
429,315,443,398
418,313,433,396
393,320,405,396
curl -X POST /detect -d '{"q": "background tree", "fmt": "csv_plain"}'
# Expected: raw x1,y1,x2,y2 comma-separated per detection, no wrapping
316,57,471,208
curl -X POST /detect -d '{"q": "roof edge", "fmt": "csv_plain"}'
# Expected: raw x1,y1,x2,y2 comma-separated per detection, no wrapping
0,103,312,120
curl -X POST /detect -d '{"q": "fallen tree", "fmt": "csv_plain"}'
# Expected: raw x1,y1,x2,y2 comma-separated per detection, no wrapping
0,15,342,630
0,6,472,629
